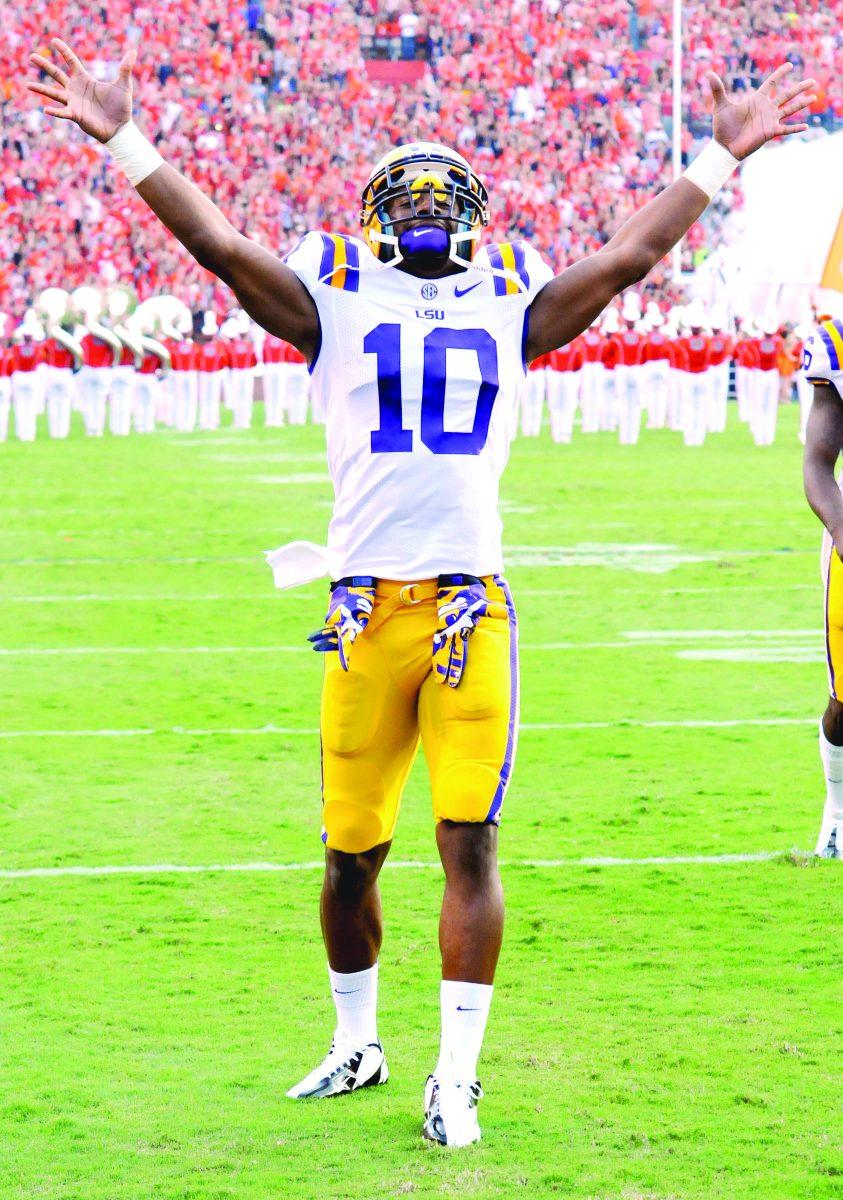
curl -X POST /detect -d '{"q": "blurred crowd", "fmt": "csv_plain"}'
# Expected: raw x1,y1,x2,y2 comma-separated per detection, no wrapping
2,0,839,317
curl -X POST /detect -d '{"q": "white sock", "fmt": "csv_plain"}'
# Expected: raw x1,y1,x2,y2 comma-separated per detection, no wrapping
328,963,379,1048
817,723,843,853
434,980,493,1083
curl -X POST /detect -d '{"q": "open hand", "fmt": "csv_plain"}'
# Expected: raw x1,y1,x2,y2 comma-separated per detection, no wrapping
27,37,135,144
707,63,817,161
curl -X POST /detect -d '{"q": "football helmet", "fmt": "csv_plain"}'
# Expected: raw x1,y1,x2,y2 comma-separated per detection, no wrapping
360,142,488,270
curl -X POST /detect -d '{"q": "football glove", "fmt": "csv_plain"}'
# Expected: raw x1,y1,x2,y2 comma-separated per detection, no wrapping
308,578,376,671
432,576,492,688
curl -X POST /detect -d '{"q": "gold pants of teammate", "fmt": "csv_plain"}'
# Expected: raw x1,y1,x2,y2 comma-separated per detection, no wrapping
823,533,843,698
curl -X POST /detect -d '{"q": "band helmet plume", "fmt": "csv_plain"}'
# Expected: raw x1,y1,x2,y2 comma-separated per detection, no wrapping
360,141,489,267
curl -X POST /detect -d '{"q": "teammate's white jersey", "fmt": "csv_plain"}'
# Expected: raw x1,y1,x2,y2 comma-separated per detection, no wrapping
285,231,553,579
802,319,843,397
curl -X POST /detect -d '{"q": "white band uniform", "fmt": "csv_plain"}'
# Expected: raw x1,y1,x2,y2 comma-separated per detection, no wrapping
105,120,165,187
682,138,740,200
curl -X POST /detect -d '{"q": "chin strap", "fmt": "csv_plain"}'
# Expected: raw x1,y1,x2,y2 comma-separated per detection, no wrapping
323,226,529,294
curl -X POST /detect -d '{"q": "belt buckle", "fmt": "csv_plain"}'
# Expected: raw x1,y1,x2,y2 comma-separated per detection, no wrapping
399,583,423,605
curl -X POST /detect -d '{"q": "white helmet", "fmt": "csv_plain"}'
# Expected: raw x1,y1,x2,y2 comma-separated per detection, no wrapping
201,311,219,337
14,308,45,341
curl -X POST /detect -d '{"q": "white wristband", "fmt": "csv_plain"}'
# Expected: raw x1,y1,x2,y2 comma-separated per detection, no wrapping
682,138,739,200
105,119,165,187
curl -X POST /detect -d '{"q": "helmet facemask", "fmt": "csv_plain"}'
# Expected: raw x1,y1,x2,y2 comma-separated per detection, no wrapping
361,145,488,273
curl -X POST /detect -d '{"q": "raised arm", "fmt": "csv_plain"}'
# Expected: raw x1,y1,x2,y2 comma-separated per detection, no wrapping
804,384,843,546
526,64,816,360
26,39,319,361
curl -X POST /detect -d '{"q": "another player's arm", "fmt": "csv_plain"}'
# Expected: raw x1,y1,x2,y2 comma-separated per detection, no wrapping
526,64,816,359
804,383,843,547
26,39,318,360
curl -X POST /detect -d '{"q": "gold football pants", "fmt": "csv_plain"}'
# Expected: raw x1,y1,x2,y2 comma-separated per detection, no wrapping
319,574,518,853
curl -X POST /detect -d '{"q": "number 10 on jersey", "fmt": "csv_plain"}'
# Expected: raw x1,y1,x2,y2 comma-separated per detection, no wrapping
364,323,500,456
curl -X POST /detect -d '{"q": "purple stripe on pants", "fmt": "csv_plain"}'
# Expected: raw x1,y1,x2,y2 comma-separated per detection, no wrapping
486,574,519,823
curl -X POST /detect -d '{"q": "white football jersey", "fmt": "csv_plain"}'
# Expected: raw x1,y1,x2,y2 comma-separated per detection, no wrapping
802,319,843,396
284,231,553,580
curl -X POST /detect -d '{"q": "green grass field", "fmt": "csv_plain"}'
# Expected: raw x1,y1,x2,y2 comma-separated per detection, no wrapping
2,405,840,1200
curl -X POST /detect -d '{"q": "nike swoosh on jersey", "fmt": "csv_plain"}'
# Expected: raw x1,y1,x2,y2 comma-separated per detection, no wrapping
454,282,482,298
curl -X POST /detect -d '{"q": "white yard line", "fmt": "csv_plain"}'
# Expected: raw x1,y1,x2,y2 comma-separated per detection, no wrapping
0,627,822,656
0,645,307,656
0,851,786,881
0,585,818,604
0,555,259,566
519,584,817,596
0,593,313,604
0,547,815,569
623,629,820,640
1,639,815,656
0,717,817,739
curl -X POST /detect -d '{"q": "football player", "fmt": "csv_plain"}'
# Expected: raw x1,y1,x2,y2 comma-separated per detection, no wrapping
27,38,816,1146
802,316,843,860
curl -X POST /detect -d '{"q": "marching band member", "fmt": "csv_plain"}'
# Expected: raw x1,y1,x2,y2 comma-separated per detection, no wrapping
38,288,83,439
154,295,192,427
11,308,47,441
641,305,672,430
750,317,784,446
169,307,199,432
74,286,121,437
578,317,604,434
520,352,549,437
263,330,286,427
283,340,310,426
106,286,142,436
707,305,734,434
733,317,759,423
546,338,582,444
227,313,258,430
664,309,687,431
678,302,712,446
129,298,171,433
599,307,620,432
0,316,11,442
196,311,228,431
611,293,646,445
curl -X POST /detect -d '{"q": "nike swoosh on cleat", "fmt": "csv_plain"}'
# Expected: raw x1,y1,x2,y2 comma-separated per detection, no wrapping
456,1005,482,1011
333,989,361,995
454,282,482,298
